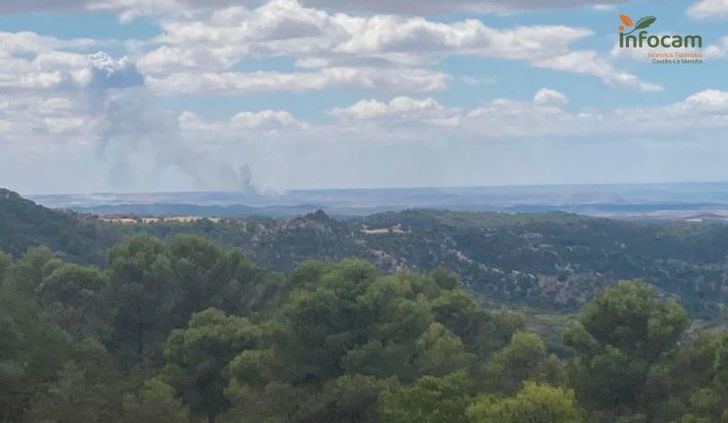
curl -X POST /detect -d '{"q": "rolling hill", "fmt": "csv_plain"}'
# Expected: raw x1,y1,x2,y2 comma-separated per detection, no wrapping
3,188,728,315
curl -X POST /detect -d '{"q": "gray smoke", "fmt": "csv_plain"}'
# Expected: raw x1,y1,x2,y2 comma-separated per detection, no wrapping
88,52,257,193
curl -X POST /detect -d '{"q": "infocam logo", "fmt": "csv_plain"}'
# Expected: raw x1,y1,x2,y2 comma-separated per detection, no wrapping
618,14,702,49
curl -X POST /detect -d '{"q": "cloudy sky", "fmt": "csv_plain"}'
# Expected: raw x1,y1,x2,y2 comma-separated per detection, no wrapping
1,0,727,194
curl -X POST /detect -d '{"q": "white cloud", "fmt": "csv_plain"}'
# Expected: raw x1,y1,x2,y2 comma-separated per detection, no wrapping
88,0,183,22
706,36,728,58
300,0,622,15
593,4,617,11
43,116,86,133
0,32,128,94
687,0,728,19
136,45,243,75
179,109,306,133
134,0,652,93
0,0,623,18
534,88,568,106
533,50,662,92
461,76,495,85
7,83,728,192
0,30,144,144
146,67,449,94
230,110,303,129
607,89,728,135
0,30,251,192
139,1,592,72
0,52,139,92
683,89,728,109
320,90,588,140
320,89,728,142
463,96,592,138
0,31,97,53
331,96,460,126
0,0,255,21
0,0,94,14
0,32,142,93
0,93,93,137
168,88,728,149
330,17,590,61
6,3,716,193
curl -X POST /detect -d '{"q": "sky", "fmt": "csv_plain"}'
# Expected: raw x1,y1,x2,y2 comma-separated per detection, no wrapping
1,0,728,194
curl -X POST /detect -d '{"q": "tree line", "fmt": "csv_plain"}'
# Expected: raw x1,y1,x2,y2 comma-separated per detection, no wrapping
1,234,727,422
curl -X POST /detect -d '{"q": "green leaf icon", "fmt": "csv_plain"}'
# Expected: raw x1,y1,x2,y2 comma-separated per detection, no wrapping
624,16,657,34
634,16,656,30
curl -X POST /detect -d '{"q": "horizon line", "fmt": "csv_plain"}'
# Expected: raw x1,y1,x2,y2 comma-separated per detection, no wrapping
21,179,728,198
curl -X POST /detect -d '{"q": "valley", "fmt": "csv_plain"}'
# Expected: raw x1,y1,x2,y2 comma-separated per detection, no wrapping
5,187,728,316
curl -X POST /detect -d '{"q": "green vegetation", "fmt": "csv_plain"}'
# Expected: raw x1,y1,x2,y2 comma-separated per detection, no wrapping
0,189,112,264
4,189,728,421
6,189,728,317
466,382,584,423
1,232,728,422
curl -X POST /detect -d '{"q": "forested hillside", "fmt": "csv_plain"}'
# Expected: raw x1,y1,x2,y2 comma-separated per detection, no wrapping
4,189,728,315
1,234,727,422
0,189,112,263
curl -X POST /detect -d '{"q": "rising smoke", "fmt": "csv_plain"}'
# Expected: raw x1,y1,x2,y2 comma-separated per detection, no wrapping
88,52,258,193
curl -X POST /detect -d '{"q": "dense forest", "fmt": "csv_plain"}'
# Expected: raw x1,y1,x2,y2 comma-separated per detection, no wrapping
4,188,728,421
4,188,728,316
1,233,728,422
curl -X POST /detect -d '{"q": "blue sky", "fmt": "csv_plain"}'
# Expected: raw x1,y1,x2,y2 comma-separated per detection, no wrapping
0,0,727,194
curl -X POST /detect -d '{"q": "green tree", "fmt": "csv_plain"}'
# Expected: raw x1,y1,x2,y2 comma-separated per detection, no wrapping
225,260,479,421
294,375,394,423
415,323,475,377
431,289,524,358
223,349,282,422
483,331,565,394
27,339,123,423
5,246,61,294
276,260,382,383
379,371,471,423
277,262,474,383
37,263,112,340
163,308,261,422
167,235,270,317
0,284,71,420
656,332,728,422
107,235,176,364
564,280,689,420
108,235,274,366
0,250,11,280
120,377,194,423
466,382,584,423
